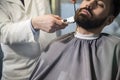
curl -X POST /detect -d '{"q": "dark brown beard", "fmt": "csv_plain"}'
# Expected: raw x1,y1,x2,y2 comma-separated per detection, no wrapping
74,8,107,30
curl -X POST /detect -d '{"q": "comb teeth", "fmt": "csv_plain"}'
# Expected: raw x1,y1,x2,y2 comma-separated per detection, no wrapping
62,16,75,24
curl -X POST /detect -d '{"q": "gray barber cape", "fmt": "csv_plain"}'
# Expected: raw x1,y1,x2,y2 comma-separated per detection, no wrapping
30,32,120,80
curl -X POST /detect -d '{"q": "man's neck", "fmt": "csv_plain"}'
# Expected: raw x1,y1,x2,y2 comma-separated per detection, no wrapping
76,26,103,35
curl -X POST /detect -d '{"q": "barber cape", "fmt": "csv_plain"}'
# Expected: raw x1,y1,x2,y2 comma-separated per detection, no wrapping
30,32,120,80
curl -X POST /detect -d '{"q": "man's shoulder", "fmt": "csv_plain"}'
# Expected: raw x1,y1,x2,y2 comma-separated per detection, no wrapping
52,32,75,43
101,33,120,44
44,32,75,51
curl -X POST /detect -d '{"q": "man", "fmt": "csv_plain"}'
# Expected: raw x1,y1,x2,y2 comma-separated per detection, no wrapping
0,0,67,80
30,0,120,80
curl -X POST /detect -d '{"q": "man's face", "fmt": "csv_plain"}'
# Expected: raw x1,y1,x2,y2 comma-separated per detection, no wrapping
75,0,112,29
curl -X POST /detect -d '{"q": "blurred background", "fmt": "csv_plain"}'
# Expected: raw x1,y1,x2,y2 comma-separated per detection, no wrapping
50,0,120,37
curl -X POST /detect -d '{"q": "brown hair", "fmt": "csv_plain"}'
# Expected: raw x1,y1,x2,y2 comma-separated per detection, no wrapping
112,0,120,17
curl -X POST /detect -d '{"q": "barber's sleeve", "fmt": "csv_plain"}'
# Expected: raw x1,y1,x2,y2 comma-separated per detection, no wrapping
0,9,39,44
30,20,39,36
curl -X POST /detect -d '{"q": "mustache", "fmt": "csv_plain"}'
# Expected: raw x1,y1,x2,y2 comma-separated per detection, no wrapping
76,7,93,16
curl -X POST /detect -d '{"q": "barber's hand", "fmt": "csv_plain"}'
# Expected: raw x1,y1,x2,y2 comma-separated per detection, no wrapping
31,14,68,33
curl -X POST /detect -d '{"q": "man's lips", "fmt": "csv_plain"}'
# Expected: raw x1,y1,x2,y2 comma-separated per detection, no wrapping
80,9,92,17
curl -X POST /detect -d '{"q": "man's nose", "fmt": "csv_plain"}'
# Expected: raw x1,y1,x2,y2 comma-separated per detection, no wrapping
86,0,97,9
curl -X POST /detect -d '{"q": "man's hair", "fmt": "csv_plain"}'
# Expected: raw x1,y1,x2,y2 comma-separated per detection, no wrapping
112,0,120,17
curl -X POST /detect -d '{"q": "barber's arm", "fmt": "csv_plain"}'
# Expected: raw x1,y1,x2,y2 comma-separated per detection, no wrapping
0,9,67,44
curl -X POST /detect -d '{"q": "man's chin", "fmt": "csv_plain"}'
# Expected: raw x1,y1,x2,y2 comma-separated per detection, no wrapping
75,15,92,23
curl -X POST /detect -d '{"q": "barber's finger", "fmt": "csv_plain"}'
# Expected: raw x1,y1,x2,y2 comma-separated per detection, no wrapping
70,0,76,3
56,19,68,26
52,15,62,20
55,20,68,30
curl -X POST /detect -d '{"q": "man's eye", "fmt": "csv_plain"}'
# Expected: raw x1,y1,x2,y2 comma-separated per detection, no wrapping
97,1,104,8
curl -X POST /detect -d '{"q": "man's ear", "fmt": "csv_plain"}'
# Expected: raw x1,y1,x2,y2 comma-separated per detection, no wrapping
105,15,115,25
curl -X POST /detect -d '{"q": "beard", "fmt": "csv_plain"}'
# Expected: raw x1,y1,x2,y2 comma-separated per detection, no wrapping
74,8,107,30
